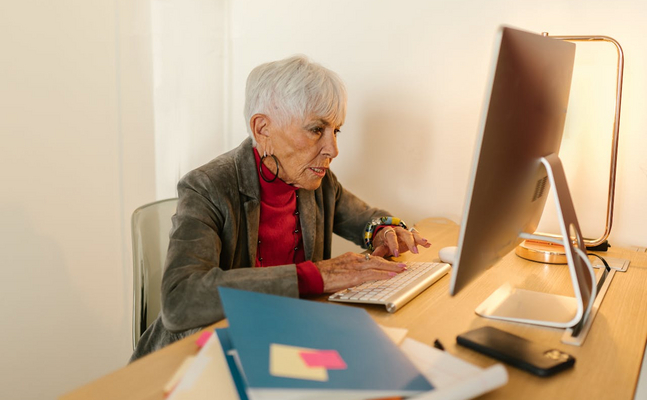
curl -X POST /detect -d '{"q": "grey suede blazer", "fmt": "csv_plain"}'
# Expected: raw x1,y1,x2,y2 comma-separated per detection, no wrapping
130,137,391,362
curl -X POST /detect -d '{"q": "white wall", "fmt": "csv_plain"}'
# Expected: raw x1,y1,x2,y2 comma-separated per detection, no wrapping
217,0,647,250
0,1,155,399
151,0,230,200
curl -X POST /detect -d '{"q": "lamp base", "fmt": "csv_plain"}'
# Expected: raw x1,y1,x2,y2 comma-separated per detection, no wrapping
515,239,568,264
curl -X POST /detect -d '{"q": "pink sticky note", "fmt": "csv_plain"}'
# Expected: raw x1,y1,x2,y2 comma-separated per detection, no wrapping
196,331,212,348
299,350,347,370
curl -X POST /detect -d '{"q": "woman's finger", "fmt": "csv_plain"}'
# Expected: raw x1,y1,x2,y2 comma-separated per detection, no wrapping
394,227,419,255
359,269,399,282
409,227,432,248
382,227,401,257
365,255,407,272
371,244,390,258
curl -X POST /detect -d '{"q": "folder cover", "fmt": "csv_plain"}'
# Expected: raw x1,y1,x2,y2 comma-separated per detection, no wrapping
219,287,433,400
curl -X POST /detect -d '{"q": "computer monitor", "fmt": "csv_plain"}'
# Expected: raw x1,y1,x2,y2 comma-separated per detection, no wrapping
448,27,597,330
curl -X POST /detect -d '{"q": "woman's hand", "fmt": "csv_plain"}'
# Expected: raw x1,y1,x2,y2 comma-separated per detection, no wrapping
371,226,431,258
315,252,407,293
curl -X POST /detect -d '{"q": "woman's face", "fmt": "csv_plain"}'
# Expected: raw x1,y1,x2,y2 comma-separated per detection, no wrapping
265,114,340,190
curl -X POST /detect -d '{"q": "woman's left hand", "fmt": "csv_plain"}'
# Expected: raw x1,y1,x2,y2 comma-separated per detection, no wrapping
371,226,431,258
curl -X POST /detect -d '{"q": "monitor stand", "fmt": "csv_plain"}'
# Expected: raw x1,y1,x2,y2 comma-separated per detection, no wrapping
475,154,597,331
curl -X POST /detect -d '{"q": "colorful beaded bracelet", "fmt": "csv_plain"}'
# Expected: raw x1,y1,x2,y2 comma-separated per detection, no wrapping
363,216,408,251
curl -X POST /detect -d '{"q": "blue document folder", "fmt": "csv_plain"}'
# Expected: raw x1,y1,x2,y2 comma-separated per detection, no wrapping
218,287,433,400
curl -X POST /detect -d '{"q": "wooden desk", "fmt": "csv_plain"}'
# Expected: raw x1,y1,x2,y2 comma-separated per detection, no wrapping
60,218,647,400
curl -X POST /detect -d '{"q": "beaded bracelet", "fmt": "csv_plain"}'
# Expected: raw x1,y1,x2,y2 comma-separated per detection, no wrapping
363,216,408,251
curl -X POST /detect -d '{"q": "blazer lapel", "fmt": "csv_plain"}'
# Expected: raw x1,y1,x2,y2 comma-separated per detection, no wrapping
297,189,317,261
243,200,260,266
235,138,262,266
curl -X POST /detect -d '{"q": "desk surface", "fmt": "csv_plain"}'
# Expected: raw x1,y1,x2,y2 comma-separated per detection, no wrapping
60,218,647,400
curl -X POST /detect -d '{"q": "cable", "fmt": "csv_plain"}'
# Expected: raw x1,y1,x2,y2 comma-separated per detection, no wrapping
588,253,611,295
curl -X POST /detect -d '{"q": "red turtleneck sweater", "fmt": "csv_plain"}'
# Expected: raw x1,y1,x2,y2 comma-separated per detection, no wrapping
254,149,324,295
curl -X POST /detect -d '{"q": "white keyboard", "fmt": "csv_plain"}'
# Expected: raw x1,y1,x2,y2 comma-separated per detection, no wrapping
328,261,451,313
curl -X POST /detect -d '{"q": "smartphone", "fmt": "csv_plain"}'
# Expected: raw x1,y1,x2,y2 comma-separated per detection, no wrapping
456,326,575,377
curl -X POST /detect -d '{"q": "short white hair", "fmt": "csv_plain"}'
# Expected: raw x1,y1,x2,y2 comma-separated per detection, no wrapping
244,55,347,141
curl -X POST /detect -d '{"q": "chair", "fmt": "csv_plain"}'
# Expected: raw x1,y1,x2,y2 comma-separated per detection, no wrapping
131,198,178,350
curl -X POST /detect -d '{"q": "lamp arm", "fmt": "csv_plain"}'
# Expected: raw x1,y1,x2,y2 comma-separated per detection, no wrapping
539,34,624,247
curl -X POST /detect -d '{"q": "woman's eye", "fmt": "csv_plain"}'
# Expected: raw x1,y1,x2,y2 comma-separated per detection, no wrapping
334,129,341,136
311,127,324,134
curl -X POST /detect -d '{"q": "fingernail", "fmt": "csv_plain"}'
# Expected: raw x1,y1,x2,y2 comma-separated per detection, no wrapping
394,249,400,257
388,272,397,277
398,263,407,270
421,238,428,243
412,246,419,254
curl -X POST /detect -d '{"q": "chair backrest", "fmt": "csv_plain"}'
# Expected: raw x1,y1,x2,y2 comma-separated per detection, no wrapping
131,198,178,350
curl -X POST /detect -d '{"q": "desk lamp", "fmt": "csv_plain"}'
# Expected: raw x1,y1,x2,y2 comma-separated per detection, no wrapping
516,34,624,264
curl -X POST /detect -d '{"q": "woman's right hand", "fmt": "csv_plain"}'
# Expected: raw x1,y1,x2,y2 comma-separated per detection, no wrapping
314,252,407,293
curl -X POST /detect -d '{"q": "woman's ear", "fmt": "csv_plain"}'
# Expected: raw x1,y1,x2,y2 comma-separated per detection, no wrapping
250,114,271,142
251,114,275,156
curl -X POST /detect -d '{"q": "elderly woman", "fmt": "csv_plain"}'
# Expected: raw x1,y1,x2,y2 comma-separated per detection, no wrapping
130,55,430,361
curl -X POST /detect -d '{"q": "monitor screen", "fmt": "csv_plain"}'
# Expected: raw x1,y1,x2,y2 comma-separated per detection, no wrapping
448,27,595,329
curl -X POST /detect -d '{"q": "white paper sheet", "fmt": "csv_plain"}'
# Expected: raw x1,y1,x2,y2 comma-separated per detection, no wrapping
401,338,508,400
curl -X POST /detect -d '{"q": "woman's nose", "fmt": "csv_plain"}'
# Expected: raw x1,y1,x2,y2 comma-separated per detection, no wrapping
322,129,339,159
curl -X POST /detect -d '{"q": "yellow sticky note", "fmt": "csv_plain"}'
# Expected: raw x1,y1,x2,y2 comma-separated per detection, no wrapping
269,343,328,381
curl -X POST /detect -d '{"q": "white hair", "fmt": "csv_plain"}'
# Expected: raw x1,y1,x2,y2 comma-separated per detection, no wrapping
244,55,348,142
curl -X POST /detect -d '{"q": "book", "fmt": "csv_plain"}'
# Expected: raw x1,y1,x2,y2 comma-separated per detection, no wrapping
218,287,433,400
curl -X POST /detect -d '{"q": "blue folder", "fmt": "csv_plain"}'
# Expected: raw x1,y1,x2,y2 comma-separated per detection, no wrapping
218,287,433,400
